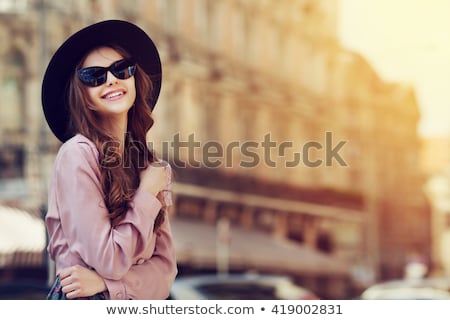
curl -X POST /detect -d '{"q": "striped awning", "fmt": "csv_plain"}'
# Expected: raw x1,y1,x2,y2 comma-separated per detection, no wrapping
0,206,46,267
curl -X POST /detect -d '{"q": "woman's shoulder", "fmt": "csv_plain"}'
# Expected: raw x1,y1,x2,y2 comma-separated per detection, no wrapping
56,133,99,163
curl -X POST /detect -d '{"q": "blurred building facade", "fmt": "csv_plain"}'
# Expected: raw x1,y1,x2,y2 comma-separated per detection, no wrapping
0,0,431,295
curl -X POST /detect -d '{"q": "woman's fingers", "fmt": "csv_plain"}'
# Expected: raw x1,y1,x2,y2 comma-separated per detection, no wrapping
60,275,71,287
151,160,169,167
65,289,81,299
58,267,71,280
61,281,82,299
61,282,76,294
58,265,82,299
57,264,106,298
59,265,79,279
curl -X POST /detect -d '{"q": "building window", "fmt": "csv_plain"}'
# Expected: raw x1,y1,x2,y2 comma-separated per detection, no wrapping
0,146,27,201
0,147,24,179
1,76,21,131
1,51,25,133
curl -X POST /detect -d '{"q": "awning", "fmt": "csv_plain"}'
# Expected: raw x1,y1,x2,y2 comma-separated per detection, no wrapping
171,217,351,277
0,206,46,267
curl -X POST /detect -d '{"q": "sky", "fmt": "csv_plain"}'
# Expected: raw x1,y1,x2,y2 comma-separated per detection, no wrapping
338,0,450,138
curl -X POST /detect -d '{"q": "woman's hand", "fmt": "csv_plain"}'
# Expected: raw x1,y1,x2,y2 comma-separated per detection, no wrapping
140,161,169,197
59,265,107,299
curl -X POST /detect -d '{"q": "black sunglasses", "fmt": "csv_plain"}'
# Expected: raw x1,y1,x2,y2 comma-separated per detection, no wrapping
77,59,137,87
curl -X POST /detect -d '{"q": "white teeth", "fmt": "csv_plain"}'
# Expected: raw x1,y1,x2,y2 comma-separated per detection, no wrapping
104,91,123,99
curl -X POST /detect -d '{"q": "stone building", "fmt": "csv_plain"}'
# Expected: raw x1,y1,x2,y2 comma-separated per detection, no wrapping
0,0,431,297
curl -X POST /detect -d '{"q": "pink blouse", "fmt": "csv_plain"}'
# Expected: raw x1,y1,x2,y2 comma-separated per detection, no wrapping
45,134,177,299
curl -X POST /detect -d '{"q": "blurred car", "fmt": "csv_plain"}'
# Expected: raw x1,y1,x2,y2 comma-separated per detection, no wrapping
360,277,450,300
169,273,319,300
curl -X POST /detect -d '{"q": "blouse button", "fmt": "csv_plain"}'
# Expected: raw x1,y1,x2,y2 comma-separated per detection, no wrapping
116,292,123,299
137,258,145,265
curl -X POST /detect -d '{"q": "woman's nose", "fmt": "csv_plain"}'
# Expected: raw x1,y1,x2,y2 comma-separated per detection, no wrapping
106,70,119,86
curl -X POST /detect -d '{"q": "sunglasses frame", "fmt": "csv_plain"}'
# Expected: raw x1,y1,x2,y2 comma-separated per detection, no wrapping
77,59,137,87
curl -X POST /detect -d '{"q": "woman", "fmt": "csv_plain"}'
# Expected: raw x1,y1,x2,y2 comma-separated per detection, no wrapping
41,20,177,299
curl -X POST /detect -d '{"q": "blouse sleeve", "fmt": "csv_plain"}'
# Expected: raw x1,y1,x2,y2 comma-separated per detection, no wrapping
53,140,162,280
103,215,178,299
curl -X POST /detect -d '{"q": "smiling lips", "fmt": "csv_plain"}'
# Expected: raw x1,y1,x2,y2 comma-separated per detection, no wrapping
101,89,126,100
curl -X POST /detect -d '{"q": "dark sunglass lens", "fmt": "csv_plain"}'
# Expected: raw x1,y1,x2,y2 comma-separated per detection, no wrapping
111,60,136,80
78,67,107,87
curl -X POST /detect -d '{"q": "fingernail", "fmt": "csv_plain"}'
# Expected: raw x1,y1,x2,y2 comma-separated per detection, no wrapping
152,160,168,167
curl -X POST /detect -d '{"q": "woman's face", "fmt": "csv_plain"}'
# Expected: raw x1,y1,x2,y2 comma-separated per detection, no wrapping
81,47,136,123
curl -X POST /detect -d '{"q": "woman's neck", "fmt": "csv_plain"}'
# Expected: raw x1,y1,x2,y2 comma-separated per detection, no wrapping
100,114,128,153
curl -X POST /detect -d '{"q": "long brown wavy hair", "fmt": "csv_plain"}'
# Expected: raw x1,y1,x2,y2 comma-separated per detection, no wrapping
67,45,166,230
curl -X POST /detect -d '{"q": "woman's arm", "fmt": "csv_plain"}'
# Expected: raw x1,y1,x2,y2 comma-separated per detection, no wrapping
104,215,178,300
58,212,177,300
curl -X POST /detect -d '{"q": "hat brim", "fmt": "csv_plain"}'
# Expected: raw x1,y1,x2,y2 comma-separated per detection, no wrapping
41,20,162,143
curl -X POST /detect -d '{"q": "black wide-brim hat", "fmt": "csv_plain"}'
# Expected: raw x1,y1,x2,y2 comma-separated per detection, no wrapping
41,19,162,143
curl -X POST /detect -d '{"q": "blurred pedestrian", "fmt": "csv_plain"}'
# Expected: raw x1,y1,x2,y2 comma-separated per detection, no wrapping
41,20,177,299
